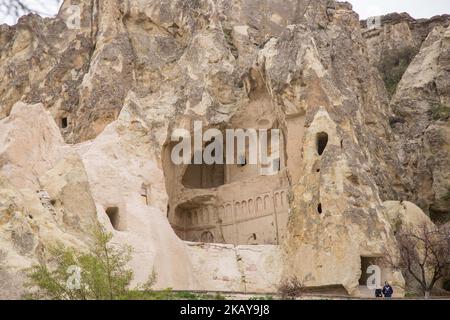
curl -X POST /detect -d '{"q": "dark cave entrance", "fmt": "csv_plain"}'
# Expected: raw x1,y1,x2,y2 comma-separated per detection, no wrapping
181,162,225,189
61,117,68,129
316,132,328,156
105,207,121,231
359,257,377,285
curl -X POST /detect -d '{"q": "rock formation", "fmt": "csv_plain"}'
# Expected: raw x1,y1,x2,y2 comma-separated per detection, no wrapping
362,13,450,68
0,0,449,298
362,13,450,222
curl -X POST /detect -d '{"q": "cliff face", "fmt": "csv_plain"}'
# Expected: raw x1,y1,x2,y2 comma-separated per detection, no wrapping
362,13,450,67
0,0,449,298
362,14,450,221
390,26,450,221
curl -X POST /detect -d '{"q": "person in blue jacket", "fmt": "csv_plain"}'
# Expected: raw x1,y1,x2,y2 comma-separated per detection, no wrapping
382,281,394,298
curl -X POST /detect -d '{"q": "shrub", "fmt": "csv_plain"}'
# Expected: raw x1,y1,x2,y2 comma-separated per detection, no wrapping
445,191,450,202
383,222,450,298
130,290,225,300
249,295,274,300
24,227,155,300
24,227,224,300
405,291,419,298
378,46,418,96
429,104,450,121
443,279,450,292
278,275,310,299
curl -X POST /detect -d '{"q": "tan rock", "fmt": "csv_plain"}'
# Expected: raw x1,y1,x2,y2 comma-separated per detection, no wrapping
384,201,434,231
39,153,98,234
0,102,65,190
76,108,197,290
0,0,448,299
390,25,450,221
186,243,282,293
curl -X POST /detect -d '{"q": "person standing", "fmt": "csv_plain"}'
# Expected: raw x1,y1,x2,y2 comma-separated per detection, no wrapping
382,281,394,299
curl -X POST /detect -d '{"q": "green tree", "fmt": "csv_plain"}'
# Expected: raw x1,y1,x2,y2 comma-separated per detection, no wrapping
24,227,155,300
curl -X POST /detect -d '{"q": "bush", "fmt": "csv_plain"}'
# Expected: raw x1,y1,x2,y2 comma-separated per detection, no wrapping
429,104,450,121
378,46,418,96
24,227,225,300
278,275,312,299
383,222,450,297
24,227,155,300
445,191,450,202
443,279,450,292
129,290,225,300
249,295,274,300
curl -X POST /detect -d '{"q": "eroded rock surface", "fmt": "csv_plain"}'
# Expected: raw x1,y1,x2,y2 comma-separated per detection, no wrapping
0,0,449,298
362,13,450,67
389,26,450,221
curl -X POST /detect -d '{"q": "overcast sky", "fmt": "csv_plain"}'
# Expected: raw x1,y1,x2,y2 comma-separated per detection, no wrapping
0,0,61,25
348,0,450,19
0,0,449,25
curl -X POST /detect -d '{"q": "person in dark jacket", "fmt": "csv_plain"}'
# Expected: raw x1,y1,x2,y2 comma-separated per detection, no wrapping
375,288,383,298
382,281,394,298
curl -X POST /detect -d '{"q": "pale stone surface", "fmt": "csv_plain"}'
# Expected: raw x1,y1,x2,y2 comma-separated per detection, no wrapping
237,245,282,293
75,107,197,290
186,242,282,293
39,154,98,233
0,0,449,299
0,103,95,297
187,243,245,292
0,102,65,190
384,201,435,230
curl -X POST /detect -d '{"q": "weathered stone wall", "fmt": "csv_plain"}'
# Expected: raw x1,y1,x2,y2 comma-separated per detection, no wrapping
362,13,450,221
390,25,450,221
186,243,282,293
362,13,450,67
0,0,449,298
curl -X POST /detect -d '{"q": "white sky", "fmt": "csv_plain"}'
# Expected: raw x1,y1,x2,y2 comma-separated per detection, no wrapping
348,0,450,19
0,0,449,25
0,0,61,25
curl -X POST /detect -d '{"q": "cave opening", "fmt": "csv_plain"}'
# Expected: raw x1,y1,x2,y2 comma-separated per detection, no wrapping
105,207,120,231
171,201,217,242
162,124,289,245
201,231,214,243
359,257,377,285
61,117,68,129
182,162,225,189
317,203,322,214
316,132,328,156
